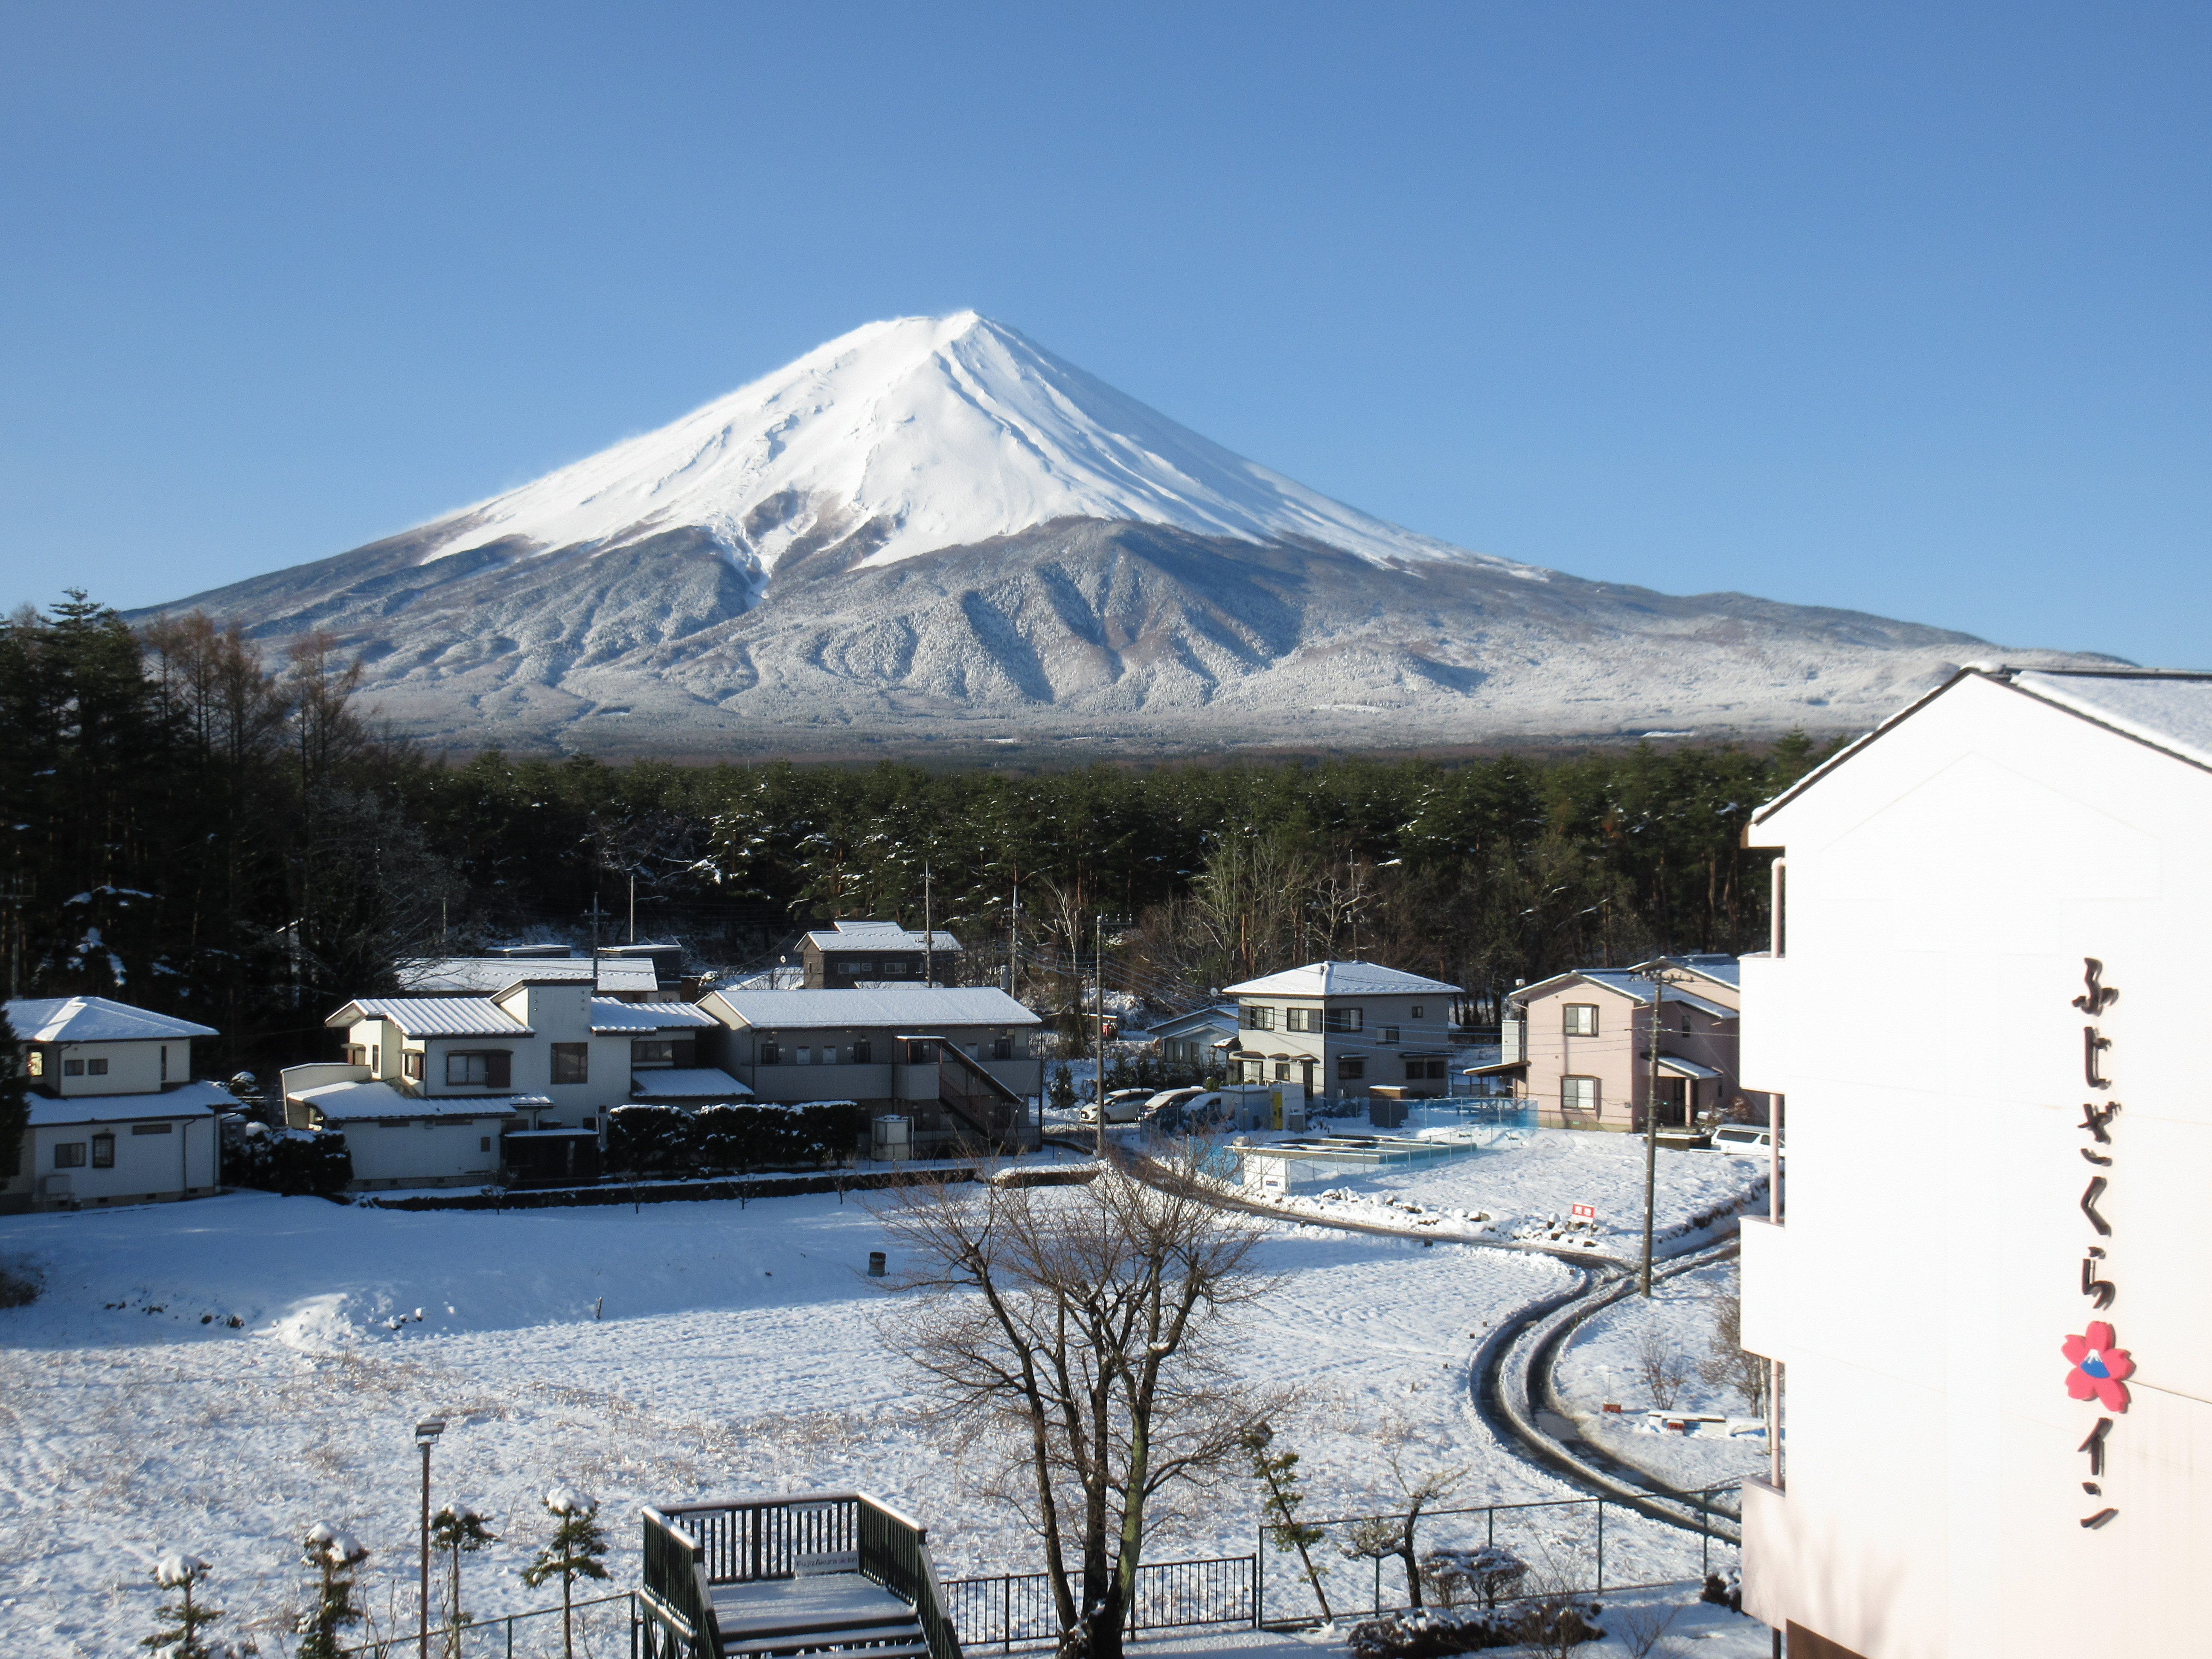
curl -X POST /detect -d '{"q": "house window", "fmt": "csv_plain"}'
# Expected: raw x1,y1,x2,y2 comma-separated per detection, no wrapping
480,1136,492,1153
1324,1008,1362,1033
1411,1006,1425,1020
551,1043,588,1085
992,1035,1013,1060
133,1122,173,1135
345,1045,367,1066
1338,1057,1366,1081
91,1134,115,1167
1563,1004,1599,1037
1243,1005,1277,1031
1275,1061,1291,1081
1379,1026,1400,1044
64,1059,84,1077
853,1039,874,1065
87,1057,108,1075
633,1039,675,1066
55,1142,87,1167
1562,1076,1599,1113
795,1046,813,1065
370,1045,380,1074
1409,1059,1447,1080
403,1051,424,1080
843,959,874,976
759,1041,782,1065
160,1045,168,1081
445,1051,512,1088
1287,1007,1319,1033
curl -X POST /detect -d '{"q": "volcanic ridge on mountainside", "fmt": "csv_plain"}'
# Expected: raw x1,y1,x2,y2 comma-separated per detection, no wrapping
142,311,2113,757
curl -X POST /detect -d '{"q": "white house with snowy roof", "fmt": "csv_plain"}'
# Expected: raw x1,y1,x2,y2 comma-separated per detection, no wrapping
3,995,233,1212
279,979,736,1189
1220,960,1461,1102
1738,667,2212,1659
799,919,962,988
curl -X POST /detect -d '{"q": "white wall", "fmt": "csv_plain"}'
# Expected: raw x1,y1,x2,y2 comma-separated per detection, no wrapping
29,1114,218,1205
1740,673,2212,1658
338,1117,504,1187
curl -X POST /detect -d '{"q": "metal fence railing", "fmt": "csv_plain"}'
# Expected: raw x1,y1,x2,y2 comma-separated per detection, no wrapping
334,1588,635,1657
942,1554,1257,1652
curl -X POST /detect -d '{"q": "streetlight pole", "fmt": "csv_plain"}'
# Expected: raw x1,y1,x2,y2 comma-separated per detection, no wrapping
1637,967,1691,1297
414,1417,445,1656
1093,912,1132,1157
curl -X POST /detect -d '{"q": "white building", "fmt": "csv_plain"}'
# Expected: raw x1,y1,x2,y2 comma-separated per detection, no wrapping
1739,667,2212,1659
1220,961,1460,1103
3,996,232,1212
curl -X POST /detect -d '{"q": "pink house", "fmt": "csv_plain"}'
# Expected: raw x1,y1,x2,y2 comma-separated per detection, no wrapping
1478,954,1763,1132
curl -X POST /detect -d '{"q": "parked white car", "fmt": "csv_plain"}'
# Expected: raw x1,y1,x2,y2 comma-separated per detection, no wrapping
1080,1089,1154,1124
1710,1124,1779,1158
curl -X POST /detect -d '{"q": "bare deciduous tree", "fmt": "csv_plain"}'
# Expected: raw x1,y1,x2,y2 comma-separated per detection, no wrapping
1695,1292,1767,1415
874,1153,1282,1659
1635,1323,1693,1411
1338,1430,1465,1610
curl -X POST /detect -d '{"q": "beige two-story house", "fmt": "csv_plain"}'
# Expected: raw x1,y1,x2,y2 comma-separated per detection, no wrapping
4,995,233,1212
1482,953,1759,1131
1220,960,1462,1103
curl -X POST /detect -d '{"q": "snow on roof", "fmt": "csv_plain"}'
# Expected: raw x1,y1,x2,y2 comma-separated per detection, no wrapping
289,1079,521,1120
2008,670,2212,772
1649,954,1740,990
702,986,1042,1030
1656,1055,1724,1080
329,998,532,1038
1150,1005,1240,1037
802,919,962,954
1222,961,1461,998
628,1067,754,1100
1518,969,1736,1019
26,1078,236,1126
395,957,659,994
589,998,719,1033
6,995,219,1043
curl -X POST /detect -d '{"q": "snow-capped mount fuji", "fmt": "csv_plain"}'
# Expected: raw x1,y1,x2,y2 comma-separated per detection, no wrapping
144,312,2110,757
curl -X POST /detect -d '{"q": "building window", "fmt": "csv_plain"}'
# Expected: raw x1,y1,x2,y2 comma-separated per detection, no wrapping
63,1059,84,1077
403,1051,424,1080
1379,1026,1400,1044
1563,1004,1599,1037
91,1134,115,1167
795,1046,813,1065
132,1122,173,1135
853,1039,873,1065
1562,1075,1598,1114
55,1142,87,1168
1409,1059,1447,1080
1285,1007,1315,1033
1411,1005,1425,1020
480,1136,492,1153
632,1039,675,1066
88,1057,108,1075
1338,1057,1366,1081
160,1045,168,1081
843,959,873,976
26,1049,44,1077
551,1043,589,1085
1243,1005,1277,1031
992,1035,1013,1060
760,1041,782,1065
445,1051,512,1088
1324,1008,1362,1033
1274,1061,1291,1081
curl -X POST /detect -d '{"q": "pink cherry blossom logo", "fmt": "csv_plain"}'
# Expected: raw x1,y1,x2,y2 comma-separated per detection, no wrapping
2062,1321,2136,1412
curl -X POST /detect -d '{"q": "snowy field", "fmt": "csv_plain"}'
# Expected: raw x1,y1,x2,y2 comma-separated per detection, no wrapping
0,1141,1764,1656
1549,1261,1769,1493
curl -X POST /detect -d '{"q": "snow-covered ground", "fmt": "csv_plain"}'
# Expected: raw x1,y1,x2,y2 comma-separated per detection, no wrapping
0,1152,1752,1656
1549,1260,1769,1493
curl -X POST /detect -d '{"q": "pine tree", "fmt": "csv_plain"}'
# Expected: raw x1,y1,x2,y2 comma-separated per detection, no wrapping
297,1523,370,1659
430,1505,498,1657
522,1485,609,1659
143,1553,223,1659
1242,1426,1333,1619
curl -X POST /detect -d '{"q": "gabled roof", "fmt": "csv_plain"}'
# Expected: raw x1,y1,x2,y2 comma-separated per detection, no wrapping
1752,667,2212,825
1515,969,1736,1019
1150,1004,1240,1038
6,996,218,1043
701,986,1041,1030
394,956,658,995
26,1078,236,1126
1223,960,1461,998
801,919,962,954
588,998,719,1033
328,998,532,1038
1645,954,1740,990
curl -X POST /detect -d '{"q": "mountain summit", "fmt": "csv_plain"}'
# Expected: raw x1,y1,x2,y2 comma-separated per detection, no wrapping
146,313,2106,757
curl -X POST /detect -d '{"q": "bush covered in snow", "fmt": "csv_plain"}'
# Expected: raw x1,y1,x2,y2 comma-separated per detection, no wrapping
1345,1595,1605,1658
605,1101,867,1177
221,1122,352,1199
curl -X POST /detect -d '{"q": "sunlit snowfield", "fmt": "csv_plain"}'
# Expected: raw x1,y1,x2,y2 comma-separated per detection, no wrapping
0,1134,1759,1656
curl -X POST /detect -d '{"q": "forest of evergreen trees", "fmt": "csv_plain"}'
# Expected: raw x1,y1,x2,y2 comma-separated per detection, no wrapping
0,592,1836,1077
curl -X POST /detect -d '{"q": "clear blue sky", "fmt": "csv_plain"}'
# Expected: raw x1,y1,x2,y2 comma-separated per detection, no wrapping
2,1,2206,664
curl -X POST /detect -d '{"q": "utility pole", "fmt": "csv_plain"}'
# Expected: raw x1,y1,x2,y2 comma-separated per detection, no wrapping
1093,911,1132,1155
1638,965,1692,1296
628,874,636,945
589,892,602,952
1007,873,1020,1000
923,864,934,985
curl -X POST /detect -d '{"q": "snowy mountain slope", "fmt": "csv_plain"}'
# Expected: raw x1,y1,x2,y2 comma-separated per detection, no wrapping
395,311,1518,581
142,313,2117,754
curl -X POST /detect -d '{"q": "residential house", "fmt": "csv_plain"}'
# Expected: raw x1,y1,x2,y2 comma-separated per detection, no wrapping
281,981,736,1190
1737,667,2212,1658
696,985,1041,1154
3,995,232,1212
1479,955,1755,1131
1149,1004,1239,1073
1219,961,1461,1102
394,949,666,1001
800,920,962,988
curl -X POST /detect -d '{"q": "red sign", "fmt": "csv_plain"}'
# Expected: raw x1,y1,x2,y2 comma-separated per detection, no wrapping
1571,1203,1596,1220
